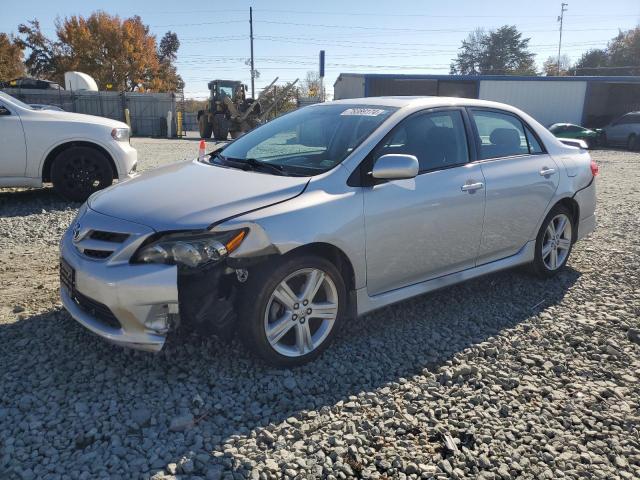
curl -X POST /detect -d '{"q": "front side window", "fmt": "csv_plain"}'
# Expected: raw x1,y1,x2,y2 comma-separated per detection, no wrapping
627,114,640,124
216,104,396,176
373,110,469,172
471,110,537,159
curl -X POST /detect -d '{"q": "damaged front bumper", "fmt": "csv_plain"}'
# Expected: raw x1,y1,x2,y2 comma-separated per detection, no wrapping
60,212,179,352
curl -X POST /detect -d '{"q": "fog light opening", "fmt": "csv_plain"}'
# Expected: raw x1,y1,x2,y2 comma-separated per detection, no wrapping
145,303,180,333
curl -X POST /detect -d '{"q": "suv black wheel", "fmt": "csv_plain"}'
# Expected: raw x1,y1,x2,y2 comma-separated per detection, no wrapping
238,254,346,367
51,146,114,202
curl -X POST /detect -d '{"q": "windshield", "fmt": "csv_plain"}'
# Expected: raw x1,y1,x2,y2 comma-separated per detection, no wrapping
216,104,397,176
219,86,234,98
0,91,33,110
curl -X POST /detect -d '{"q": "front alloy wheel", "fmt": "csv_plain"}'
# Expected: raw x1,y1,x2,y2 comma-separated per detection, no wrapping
265,268,339,357
239,255,346,366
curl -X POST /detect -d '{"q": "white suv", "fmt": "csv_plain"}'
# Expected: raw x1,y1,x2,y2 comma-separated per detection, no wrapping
0,91,137,201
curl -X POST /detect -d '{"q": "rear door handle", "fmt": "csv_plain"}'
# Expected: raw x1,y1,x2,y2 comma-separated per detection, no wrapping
539,167,556,176
461,182,484,192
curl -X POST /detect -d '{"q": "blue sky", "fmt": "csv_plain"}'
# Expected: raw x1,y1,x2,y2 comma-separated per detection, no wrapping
2,0,639,99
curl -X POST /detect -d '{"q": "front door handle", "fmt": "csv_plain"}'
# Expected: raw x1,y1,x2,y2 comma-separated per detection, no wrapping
461,182,484,192
539,167,556,176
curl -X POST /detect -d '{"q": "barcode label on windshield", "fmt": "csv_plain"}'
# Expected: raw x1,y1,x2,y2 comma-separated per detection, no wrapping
340,108,387,116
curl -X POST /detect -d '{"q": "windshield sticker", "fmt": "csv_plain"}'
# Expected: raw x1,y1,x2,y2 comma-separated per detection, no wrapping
340,108,387,117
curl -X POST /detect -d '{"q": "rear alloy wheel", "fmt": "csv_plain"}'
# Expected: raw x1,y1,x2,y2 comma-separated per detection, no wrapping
51,146,113,202
531,205,574,277
239,255,346,366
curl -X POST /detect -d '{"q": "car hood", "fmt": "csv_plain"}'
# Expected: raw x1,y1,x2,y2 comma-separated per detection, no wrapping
88,160,310,231
27,109,129,129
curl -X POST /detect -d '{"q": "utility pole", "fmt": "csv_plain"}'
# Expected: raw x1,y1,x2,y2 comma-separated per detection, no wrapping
557,3,568,76
249,7,255,99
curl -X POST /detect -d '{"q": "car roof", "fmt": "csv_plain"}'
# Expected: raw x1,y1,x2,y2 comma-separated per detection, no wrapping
324,96,534,111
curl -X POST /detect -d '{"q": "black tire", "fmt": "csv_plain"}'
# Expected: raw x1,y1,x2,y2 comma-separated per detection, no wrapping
627,134,639,151
51,146,114,202
212,114,229,141
198,115,212,139
238,254,346,367
530,204,575,278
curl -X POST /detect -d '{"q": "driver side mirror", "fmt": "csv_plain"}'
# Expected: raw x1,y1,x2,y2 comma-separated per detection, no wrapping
0,105,10,116
371,154,419,180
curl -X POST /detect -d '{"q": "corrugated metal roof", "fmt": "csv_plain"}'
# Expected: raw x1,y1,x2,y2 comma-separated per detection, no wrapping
335,73,640,86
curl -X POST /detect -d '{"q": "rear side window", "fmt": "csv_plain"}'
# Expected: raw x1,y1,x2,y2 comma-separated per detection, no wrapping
625,114,640,124
374,110,469,172
471,110,529,159
525,126,544,154
471,109,544,159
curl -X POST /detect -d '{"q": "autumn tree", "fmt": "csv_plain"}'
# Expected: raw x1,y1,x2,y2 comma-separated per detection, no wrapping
299,71,322,98
449,29,485,75
574,49,609,75
0,33,25,81
259,81,299,120
451,26,536,75
16,20,60,79
542,54,572,76
606,26,640,75
17,12,183,92
153,31,184,91
574,26,640,76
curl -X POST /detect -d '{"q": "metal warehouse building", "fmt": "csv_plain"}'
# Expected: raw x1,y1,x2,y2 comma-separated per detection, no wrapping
333,73,640,127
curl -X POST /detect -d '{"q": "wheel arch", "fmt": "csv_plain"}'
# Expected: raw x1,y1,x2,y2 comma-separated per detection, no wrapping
552,196,580,240
42,141,117,182
284,242,356,294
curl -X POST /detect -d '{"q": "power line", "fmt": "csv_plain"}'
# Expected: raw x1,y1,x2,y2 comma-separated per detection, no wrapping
257,19,631,34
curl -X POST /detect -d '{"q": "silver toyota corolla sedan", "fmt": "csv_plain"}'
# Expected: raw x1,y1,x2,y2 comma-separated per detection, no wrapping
60,97,597,366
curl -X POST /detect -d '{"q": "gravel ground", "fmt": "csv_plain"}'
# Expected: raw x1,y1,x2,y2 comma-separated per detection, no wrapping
0,142,639,480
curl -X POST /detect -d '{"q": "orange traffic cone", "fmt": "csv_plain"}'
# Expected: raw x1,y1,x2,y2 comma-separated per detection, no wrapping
198,139,206,160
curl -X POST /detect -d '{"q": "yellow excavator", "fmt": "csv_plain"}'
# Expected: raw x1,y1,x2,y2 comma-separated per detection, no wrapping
197,77,298,140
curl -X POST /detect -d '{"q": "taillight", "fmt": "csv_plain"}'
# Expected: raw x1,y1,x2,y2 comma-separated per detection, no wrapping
590,160,599,176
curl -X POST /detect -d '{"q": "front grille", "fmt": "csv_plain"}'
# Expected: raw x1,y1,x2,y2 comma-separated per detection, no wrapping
60,258,75,292
72,290,121,329
89,231,129,243
61,257,121,329
83,249,113,259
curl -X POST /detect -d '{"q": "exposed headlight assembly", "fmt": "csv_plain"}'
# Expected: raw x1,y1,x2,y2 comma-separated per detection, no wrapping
111,127,130,142
132,229,247,268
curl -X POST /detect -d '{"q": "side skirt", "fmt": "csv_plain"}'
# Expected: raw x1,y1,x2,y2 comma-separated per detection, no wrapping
0,177,42,188
356,240,536,316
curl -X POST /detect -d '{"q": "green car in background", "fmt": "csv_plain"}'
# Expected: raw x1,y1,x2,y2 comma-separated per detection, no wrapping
549,123,603,148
